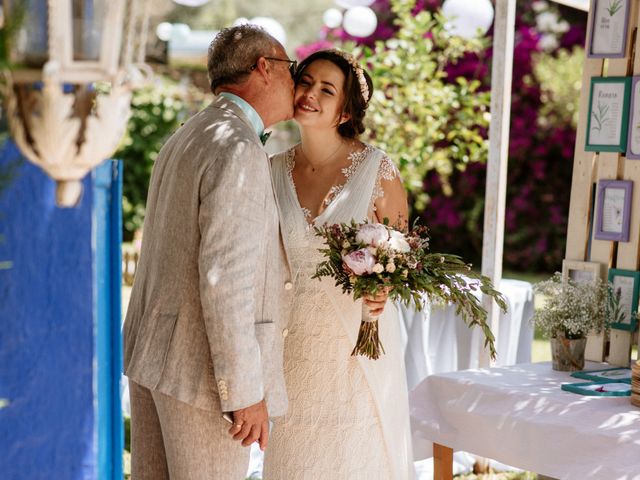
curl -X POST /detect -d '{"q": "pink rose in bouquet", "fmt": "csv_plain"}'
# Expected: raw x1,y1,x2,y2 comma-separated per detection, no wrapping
342,248,376,275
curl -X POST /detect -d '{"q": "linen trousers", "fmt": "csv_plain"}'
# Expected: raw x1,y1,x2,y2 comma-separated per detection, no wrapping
129,380,250,480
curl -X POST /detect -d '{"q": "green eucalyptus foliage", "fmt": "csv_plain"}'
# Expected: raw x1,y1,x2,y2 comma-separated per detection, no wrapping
116,78,209,239
356,0,491,211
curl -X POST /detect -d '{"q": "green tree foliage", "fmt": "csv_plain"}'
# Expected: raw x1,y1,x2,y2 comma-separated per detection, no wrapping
534,46,583,129
115,78,209,239
356,0,491,211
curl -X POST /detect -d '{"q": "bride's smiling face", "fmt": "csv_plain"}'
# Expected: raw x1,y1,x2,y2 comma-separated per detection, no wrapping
293,59,350,130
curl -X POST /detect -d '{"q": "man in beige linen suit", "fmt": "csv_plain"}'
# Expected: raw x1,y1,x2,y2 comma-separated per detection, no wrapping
123,25,295,480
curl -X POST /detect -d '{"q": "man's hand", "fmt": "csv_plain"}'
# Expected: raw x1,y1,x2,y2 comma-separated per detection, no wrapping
228,399,269,450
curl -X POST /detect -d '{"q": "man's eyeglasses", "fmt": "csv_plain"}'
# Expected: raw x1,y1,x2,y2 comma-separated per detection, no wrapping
250,57,297,78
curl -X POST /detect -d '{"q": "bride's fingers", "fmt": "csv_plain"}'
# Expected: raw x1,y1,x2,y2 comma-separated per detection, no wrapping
364,298,385,308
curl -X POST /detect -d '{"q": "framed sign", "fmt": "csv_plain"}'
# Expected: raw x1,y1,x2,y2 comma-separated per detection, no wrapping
607,268,640,331
585,77,632,152
594,179,633,241
587,0,631,58
626,77,640,159
561,259,601,284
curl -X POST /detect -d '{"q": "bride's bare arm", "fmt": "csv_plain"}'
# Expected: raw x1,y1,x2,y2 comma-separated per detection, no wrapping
365,157,409,315
373,159,409,231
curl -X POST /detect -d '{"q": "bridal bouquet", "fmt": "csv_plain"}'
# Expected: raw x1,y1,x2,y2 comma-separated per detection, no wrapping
313,220,507,360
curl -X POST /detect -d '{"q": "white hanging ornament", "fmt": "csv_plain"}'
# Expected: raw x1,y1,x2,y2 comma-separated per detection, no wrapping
170,23,191,42
323,8,343,29
171,0,211,6
342,6,378,38
156,22,173,42
248,17,287,46
335,0,375,7
233,17,250,26
442,0,494,39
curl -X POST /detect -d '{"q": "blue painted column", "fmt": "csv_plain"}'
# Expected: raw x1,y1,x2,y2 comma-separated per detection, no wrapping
0,141,123,480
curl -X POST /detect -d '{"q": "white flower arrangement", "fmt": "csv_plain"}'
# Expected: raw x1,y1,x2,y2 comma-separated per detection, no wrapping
533,272,610,339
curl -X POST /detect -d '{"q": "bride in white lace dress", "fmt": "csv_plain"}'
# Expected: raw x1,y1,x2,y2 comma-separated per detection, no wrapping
263,50,415,479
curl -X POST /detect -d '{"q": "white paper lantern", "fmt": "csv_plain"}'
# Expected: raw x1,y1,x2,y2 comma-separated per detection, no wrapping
156,22,173,42
172,0,211,6
323,8,344,29
343,6,378,38
335,0,375,7
248,17,287,46
171,23,192,42
233,17,250,26
442,0,494,39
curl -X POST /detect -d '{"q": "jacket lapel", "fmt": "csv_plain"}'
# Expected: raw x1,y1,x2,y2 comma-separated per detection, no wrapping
210,96,293,278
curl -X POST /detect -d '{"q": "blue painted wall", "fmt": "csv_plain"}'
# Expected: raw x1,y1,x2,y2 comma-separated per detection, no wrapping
0,141,123,479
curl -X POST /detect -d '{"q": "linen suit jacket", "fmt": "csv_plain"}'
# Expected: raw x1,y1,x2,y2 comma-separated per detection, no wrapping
123,96,292,416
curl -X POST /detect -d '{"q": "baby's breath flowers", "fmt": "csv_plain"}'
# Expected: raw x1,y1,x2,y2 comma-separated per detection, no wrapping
533,273,610,339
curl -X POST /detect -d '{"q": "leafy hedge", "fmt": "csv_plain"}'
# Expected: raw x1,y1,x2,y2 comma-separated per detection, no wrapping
115,78,209,240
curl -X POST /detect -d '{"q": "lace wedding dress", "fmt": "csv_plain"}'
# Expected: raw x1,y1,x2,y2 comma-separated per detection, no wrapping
262,145,415,480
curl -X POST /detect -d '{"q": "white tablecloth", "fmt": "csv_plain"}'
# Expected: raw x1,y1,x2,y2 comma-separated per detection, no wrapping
409,361,640,480
398,278,534,391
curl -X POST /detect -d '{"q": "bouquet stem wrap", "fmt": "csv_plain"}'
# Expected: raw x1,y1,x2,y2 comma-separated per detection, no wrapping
352,304,386,359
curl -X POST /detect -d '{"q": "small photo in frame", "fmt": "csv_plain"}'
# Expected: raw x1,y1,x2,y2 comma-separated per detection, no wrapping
586,77,632,152
626,77,640,159
561,259,601,284
594,179,633,241
587,0,631,58
607,268,640,331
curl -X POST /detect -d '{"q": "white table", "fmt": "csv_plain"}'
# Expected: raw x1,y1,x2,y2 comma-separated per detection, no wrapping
410,361,640,480
398,278,534,391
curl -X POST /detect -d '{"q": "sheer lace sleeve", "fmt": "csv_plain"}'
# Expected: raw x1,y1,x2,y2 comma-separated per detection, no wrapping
371,154,401,211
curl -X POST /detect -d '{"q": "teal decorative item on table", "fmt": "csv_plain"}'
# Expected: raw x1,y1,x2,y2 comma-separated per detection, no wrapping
561,380,631,396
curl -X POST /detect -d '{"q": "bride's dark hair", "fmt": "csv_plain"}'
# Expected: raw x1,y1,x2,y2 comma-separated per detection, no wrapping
294,50,373,139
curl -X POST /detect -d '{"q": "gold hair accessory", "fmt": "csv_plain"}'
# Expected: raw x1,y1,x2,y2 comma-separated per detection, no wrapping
327,49,370,103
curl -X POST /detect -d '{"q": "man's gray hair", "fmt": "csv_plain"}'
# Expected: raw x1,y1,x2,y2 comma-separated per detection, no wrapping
207,25,280,93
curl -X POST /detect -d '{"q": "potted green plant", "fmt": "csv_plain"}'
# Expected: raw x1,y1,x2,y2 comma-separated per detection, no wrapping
533,273,610,371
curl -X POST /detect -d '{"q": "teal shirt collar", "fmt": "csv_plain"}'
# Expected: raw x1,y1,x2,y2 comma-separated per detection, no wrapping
218,92,265,136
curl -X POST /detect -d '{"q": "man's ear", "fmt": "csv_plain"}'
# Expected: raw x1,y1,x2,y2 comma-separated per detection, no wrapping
254,57,271,81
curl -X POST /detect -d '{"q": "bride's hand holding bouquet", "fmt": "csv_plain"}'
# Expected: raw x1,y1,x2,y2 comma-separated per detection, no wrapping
313,219,507,360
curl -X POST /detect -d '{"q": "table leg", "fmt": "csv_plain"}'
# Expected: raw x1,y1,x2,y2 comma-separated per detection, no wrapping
433,443,453,480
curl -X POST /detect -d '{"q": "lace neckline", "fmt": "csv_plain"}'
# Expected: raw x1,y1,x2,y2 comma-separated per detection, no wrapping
285,144,374,225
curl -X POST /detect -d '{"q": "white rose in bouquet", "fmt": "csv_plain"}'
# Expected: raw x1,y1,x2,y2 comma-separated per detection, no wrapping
356,223,389,247
388,229,411,253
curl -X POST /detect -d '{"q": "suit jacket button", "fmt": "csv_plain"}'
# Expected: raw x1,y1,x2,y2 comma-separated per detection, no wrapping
282,328,289,338
284,281,293,291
